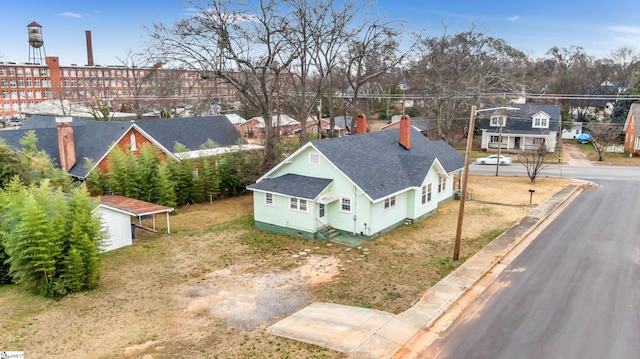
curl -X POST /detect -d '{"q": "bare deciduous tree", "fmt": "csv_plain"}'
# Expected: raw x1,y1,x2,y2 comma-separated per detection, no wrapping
586,120,624,161
147,0,300,169
308,0,360,137
409,24,529,145
521,143,550,183
339,18,408,132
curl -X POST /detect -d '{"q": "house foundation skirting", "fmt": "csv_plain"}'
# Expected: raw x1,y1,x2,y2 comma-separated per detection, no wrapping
255,221,316,240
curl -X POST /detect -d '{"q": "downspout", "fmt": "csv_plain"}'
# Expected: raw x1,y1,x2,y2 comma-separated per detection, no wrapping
352,185,357,235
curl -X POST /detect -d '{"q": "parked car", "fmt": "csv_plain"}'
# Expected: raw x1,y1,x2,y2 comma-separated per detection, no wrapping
475,155,512,165
7,118,22,126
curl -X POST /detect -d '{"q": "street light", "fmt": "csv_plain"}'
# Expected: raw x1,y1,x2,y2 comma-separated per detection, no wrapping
453,105,518,261
493,107,520,176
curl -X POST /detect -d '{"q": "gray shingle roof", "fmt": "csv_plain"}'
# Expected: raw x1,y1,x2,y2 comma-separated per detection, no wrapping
247,173,333,199
311,128,464,201
3,115,241,179
136,116,241,150
479,104,561,134
0,118,129,178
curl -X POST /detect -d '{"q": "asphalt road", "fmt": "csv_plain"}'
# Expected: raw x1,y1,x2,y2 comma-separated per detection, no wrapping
472,163,640,181
418,179,640,359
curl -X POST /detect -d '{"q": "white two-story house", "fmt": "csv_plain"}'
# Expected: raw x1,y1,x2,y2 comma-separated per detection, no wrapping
479,104,561,153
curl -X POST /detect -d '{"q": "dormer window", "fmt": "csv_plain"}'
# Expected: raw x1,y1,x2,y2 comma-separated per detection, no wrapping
490,115,506,127
532,112,550,128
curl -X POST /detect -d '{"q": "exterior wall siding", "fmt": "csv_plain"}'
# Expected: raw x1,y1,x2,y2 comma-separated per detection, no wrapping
252,145,457,239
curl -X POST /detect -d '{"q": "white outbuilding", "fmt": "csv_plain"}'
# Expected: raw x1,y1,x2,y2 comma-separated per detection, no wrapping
95,195,174,252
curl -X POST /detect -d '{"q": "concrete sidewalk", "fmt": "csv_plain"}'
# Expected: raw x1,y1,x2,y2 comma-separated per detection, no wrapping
267,181,588,358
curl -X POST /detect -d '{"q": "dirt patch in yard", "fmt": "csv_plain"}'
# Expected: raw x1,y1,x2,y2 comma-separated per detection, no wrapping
0,175,569,359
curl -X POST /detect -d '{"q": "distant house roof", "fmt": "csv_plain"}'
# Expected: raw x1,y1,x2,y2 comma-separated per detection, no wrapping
0,117,131,178
247,173,333,200
250,115,299,128
479,104,561,135
257,128,464,202
224,113,247,125
381,116,435,132
624,103,640,131
136,116,241,150
22,99,135,119
0,115,242,179
323,116,351,130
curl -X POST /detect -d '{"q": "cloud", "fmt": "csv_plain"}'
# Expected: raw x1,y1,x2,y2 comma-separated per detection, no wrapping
60,12,83,18
607,25,640,35
508,16,520,21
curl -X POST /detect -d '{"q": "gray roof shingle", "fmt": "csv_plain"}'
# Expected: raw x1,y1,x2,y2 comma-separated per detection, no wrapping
479,104,561,134
247,173,333,199
136,116,241,150
311,128,464,201
0,119,129,178
2,115,241,179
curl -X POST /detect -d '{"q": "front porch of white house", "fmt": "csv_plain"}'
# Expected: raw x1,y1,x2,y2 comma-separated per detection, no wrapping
485,134,555,152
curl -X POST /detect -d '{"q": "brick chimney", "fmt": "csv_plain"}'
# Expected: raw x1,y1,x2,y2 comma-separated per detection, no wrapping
56,117,76,172
356,113,367,134
399,114,411,150
85,30,94,66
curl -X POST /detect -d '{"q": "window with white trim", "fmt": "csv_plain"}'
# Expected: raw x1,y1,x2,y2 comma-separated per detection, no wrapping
309,153,320,164
532,115,549,128
438,176,446,193
340,197,351,212
384,195,396,209
130,133,137,151
290,198,308,212
422,184,432,204
265,193,273,206
489,115,506,127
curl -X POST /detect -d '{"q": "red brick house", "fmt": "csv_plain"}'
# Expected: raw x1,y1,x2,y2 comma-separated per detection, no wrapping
623,103,640,156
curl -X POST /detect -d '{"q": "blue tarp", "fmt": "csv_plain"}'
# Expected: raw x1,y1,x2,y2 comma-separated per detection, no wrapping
577,133,591,143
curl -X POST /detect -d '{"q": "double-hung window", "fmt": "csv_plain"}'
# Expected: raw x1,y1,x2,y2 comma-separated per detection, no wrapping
384,195,396,209
340,197,351,212
290,198,307,212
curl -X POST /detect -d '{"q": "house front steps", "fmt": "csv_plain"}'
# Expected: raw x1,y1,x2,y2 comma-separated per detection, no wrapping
317,225,367,247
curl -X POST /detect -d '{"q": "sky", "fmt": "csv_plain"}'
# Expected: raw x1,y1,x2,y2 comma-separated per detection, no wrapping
1,0,639,66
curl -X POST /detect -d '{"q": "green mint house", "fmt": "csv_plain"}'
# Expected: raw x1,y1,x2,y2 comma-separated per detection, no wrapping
247,115,465,240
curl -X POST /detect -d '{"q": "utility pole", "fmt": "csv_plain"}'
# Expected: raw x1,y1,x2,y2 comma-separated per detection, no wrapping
496,111,504,176
454,105,476,261
454,105,519,261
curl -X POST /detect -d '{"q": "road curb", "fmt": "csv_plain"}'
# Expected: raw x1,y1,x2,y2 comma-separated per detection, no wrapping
389,180,592,359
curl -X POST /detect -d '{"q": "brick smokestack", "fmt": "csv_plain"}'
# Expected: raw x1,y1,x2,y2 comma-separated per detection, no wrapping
85,30,94,66
399,114,411,150
356,113,367,134
56,117,76,172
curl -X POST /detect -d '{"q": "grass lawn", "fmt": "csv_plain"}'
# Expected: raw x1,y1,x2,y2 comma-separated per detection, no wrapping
0,175,569,359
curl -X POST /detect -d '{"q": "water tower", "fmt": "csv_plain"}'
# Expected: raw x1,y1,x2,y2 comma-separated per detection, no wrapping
27,21,46,64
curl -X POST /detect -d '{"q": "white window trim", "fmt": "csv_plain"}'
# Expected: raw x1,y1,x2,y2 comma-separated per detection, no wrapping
340,197,352,213
422,183,432,205
130,133,137,151
289,197,308,212
384,195,396,210
532,115,549,129
265,192,274,206
489,115,506,127
438,176,446,193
